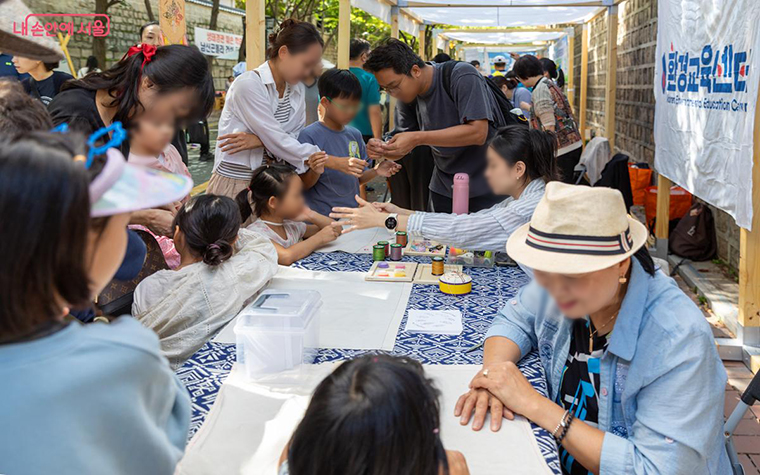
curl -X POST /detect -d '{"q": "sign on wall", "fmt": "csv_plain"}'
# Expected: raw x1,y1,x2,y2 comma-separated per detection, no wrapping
653,0,760,229
194,27,242,60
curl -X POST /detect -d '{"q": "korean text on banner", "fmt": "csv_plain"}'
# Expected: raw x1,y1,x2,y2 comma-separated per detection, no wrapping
653,0,760,229
194,27,243,60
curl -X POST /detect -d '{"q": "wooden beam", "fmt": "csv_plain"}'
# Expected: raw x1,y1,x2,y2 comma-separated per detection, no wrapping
337,0,351,69
446,42,545,48
418,28,426,60
578,22,589,142
603,5,618,150
406,1,604,7
738,93,760,328
389,6,399,130
566,29,575,109
245,0,265,69
655,175,671,240
440,27,566,33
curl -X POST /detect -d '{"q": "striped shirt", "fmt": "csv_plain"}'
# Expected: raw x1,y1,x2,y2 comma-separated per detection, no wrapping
406,178,546,256
265,85,292,161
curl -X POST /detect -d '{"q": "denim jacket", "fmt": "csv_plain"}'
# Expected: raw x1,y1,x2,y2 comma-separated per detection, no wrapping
486,259,730,474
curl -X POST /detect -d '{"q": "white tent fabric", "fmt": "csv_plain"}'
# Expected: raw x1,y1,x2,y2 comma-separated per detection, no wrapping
410,7,596,27
445,31,565,44
351,0,420,36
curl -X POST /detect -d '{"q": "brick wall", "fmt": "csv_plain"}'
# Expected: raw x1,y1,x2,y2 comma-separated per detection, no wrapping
27,0,244,90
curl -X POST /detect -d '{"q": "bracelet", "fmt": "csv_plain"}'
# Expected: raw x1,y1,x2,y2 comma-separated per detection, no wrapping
556,411,575,445
551,410,569,438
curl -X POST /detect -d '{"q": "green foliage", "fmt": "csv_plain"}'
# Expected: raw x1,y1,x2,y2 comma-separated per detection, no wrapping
234,0,391,48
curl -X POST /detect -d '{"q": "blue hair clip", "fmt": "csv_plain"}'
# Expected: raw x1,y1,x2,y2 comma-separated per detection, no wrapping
85,122,127,169
50,123,69,134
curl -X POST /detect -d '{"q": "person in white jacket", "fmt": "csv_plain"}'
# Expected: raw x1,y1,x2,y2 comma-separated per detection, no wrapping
210,19,365,207
133,194,279,368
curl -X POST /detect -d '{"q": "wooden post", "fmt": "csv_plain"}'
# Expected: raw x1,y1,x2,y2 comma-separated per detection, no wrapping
389,6,400,130
604,5,618,150
418,28,426,60
566,28,575,111
245,0,266,69
654,174,672,262
738,94,760,329
337,0,351,69
579,22,589,145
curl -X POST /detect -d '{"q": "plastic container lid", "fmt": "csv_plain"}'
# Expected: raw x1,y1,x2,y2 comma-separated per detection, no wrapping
236,289,322,332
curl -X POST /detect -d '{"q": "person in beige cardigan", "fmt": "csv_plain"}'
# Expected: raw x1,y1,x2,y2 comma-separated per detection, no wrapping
133,195,279,368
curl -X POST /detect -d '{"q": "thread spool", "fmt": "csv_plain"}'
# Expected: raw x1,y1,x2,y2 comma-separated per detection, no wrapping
373,245,386,261
390,243,403,261
395,231,408,247
378,240,390,256
431,256,445,276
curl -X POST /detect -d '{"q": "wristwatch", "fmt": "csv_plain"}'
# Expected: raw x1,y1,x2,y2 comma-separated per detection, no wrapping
385,213,398,232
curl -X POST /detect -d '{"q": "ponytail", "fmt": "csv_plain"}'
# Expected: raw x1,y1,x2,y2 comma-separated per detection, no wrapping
489,125,559,185
239,163,298,221
267,19,324,60
556,68,565,89
173,194,241,267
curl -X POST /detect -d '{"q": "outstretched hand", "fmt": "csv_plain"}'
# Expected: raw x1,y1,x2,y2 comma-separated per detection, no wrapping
330,195,386,233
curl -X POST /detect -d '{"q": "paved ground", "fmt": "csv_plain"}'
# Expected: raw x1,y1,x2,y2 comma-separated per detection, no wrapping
191,112,760,472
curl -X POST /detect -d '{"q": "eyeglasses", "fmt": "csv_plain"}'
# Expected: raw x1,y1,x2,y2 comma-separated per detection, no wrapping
324,97,363,113
382,75,408,94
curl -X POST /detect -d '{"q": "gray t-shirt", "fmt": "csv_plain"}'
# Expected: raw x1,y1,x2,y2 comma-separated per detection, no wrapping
395,62,504,198
303,80,320,126
298,121,368,216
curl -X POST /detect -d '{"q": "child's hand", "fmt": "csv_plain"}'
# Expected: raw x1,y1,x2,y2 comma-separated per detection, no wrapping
219,132,263,154
366,138,385,160
375,160,402,178
316,222,341,244
333,157,367,178
308,151,328,174
148,209,176,237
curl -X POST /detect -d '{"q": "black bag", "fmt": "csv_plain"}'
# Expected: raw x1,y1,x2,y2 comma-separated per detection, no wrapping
439,61,529,128
668,203,717,261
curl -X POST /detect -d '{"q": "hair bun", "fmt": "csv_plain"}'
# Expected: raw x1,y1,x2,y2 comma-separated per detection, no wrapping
268,32,278,44
279,18,298,30
202,241,232,267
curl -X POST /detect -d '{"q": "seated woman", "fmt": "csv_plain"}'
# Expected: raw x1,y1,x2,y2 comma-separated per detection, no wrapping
236,164,341,266
455,183,730,475
0,132,191,474
132,194,278,368
279,354,469,475
328,126,555,272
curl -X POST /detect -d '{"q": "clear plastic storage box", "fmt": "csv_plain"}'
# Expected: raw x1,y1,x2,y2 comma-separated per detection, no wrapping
234,289,322,378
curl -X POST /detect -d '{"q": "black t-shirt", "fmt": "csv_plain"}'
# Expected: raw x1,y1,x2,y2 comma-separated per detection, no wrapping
22,71,73,106
557,318,610,475
48,86,106,137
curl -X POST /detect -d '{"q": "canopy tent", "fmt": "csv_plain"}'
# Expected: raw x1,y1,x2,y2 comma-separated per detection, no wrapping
443,30,565,44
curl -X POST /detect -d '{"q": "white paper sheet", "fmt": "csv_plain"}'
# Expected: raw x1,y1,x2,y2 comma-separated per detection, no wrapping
314,226,390,254
404,309,463,335
177,364,554,475
214,266,411,351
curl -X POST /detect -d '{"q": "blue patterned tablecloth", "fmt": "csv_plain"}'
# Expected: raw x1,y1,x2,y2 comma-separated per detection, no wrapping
177,252,560,474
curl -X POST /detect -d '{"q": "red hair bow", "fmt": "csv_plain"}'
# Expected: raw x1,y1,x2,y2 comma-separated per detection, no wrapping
123,43,157,70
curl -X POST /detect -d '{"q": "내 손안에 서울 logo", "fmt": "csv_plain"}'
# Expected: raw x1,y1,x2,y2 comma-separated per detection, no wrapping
660,42,751,112
13,13,111,38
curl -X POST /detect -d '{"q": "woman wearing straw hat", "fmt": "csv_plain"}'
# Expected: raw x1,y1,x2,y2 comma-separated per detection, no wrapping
455,182,730,475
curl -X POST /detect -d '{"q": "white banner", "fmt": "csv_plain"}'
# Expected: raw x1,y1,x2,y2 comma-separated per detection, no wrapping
194,27,242,60
653,0,760,229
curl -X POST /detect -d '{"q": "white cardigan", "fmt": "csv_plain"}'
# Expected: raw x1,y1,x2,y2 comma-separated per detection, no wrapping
132,229,279,368
213,60,320,174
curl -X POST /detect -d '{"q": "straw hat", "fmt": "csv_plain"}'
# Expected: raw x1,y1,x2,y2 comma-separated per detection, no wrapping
0,0,64,62
506,182,648,274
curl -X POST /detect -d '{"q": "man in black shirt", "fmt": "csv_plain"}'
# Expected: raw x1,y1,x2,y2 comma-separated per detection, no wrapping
12,56,72,106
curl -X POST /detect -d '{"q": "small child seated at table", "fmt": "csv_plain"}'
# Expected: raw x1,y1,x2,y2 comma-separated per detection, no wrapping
297,68,400,217
278,354,470,475
127,111,192,269
236,163,341,266
132,194,278,368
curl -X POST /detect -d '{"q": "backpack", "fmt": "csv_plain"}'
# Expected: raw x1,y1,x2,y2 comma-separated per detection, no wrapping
431,61,529,128
668,203,718,261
